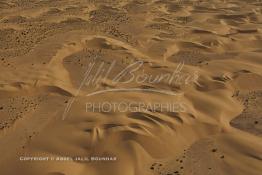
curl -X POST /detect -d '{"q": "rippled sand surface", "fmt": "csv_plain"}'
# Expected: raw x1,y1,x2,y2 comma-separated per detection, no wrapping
0,0,262,175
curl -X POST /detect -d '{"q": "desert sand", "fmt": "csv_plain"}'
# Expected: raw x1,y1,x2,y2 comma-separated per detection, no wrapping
0,0,262,175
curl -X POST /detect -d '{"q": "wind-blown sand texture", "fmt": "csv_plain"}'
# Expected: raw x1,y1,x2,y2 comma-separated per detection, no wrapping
0,0,262,175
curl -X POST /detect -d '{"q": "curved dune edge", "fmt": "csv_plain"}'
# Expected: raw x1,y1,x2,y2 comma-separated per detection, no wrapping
0,1,262,175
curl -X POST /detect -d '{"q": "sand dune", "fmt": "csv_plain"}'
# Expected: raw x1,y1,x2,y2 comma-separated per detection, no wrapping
0,0,262,175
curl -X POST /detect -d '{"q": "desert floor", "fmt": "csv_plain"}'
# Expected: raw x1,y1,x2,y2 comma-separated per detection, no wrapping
0,0,262,175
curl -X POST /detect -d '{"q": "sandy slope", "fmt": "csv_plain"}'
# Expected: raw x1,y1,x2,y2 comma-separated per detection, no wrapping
0,0,262,175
